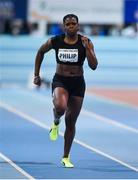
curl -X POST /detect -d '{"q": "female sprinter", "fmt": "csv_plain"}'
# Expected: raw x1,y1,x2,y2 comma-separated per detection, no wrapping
34,14,98,168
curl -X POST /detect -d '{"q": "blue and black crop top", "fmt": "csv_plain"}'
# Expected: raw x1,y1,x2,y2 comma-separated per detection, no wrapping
51,34,87,66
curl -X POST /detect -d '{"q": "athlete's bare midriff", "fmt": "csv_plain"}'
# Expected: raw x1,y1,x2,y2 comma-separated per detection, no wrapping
56,64,83,77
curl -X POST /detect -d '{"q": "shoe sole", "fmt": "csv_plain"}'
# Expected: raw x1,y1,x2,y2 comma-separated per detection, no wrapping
61,161,74,168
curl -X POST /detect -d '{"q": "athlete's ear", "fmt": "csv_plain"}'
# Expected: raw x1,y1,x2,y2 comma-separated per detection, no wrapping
77,24,80,32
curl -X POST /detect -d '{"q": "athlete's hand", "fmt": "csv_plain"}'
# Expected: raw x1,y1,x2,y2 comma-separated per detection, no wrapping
33,76,41,86
81,36,90,49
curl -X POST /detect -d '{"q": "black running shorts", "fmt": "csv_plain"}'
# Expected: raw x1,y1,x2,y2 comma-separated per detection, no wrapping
52,73,86,97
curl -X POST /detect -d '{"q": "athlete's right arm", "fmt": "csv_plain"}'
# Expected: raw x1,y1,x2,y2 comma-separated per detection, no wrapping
34,39,52,86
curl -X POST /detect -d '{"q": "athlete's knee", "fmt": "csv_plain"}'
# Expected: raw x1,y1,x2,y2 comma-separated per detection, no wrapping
65,112,78,124
66,123,76,133
55,103,66,116
65,118,76,131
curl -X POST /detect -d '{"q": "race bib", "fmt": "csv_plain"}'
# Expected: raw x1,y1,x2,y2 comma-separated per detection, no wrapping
58,49,78,63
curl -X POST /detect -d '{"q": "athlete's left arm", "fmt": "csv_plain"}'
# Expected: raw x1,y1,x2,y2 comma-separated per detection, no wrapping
81,36,98,70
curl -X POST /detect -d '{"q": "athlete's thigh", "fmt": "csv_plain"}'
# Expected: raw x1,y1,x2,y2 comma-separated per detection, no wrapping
53,87,69,107
66,96,84,119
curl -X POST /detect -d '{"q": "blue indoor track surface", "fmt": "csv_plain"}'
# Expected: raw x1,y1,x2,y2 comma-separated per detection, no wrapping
0,88,138,179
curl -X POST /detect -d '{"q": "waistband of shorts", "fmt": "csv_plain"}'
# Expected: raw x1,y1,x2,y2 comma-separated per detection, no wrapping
54,73,84,79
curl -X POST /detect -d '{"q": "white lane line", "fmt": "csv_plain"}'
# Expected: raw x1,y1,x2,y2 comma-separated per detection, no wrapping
13,89,138,134
81,109,138,134
0,152,35,179
27,90,138,134
0,101,138,172
74,139,138,173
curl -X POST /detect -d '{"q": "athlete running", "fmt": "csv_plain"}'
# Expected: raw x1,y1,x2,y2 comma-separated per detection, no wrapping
34,14,98,168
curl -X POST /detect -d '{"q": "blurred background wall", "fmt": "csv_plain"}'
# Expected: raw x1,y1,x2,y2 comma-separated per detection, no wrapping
0,0,138,36
0,0,138,88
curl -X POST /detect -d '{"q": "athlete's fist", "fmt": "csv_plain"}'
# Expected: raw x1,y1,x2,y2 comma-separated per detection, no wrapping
81,36,90,49
33,76,41,86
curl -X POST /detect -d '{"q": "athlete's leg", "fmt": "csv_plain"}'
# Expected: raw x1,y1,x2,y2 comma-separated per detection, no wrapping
50,87,69,141
63,96,84,157
53,87,69,125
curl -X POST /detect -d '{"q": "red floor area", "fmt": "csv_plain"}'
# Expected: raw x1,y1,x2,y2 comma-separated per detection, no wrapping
86,88,138,106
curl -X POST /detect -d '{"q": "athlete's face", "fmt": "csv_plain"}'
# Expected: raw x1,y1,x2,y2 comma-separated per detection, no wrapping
64,17,79,36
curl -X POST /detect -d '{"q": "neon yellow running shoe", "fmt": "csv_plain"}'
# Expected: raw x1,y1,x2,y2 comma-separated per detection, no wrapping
49,123,59,141
61,157,74,168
